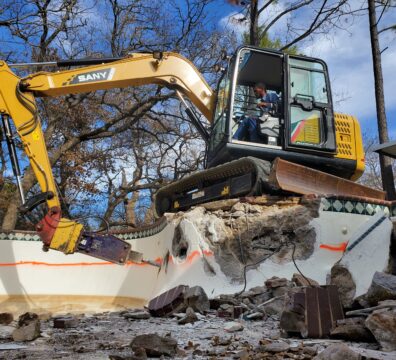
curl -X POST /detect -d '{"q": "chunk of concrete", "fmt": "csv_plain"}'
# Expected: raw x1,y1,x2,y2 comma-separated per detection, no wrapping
330,212,392,305
178,307,198,325
330,317,375,342
0,313,13,325
184,286,210,314
367,272,396,306
313,343,361,360
330,264,356,308
123,311,151,320
12,312,40,342
53,316,79,329
130,333,178,357
365,308,396,352
0,325,15,340
224,321,244,332
292,273,319,287
265,277,288,289
260,341,290,353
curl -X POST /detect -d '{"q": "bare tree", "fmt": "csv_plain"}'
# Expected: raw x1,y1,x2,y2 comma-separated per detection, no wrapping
227,0,353,48
368,0,396,199
0,0,226,230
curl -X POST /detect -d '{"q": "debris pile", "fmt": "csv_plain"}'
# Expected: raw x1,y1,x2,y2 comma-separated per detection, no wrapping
0,197,395,358
1,271,396,359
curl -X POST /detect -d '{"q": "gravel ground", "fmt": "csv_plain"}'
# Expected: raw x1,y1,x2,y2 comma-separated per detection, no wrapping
0,309,383,360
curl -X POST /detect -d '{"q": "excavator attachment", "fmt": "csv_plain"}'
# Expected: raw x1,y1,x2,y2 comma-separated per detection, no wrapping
269,158,386,199
154,157,386,217
37,206,142,264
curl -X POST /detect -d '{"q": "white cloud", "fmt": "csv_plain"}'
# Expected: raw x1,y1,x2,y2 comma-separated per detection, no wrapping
219,0,290,40
219,1,396,134
301,14,396,132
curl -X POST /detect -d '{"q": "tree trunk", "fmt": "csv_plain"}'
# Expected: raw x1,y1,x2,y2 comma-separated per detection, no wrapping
368,0,396,199
249,0,259,46
125,190,139,227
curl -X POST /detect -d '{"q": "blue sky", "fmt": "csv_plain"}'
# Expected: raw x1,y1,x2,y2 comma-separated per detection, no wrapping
1,0,393,141
215,0,396,141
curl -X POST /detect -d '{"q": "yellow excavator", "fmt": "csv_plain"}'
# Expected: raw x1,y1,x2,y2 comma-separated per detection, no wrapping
0,46,385,264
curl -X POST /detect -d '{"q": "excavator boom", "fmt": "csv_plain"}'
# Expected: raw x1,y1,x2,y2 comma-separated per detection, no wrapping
0,52,215,263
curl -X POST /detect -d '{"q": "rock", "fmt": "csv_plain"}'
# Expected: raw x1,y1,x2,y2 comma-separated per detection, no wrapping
0,325,15,340
133,347,148,360
265,277,288,289
261,296,285,317
178,307,198,325
260,341,290,353
249,286,267,295
351,294,370,309
220,303,232,310
217,305,244,319
330,264,356,308
184,286,210,314
209,295,237,310
367,272,396,306
110,348,147,360
240,290,254,298
201,199,239,211
272,286,290,298
313,343,361,360
250,291,271,305
148,285,209,317
53,316,79,329
280,294,308,338
148,285,188,317
224,321,244,332
365,308,396,351
330,317,375,342
217,306,234,318
0,313,13,325
130,333,178,357
303,346,318,356
12,312,40,342
292,273,319,287
245,312,264,320
123,311,151,320
233,349,249,359
211,335,232,346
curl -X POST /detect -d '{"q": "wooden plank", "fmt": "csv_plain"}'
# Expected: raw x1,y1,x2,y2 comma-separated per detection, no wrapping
317,287,332,336
327,285,344,325
306,287,320,338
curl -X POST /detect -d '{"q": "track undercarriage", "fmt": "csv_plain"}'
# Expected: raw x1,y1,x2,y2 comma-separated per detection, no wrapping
154,157,386,217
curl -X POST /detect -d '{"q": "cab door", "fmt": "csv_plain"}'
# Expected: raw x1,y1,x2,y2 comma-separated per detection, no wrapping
285,56,336,154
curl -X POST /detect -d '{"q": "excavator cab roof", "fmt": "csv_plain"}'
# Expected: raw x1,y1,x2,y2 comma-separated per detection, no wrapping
235,47,283,92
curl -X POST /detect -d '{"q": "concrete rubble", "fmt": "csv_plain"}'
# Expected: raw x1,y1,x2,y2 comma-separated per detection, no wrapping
0,199,395,359
0,273,395,359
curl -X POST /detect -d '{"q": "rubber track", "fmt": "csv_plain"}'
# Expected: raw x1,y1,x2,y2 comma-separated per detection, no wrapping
154,157,272,217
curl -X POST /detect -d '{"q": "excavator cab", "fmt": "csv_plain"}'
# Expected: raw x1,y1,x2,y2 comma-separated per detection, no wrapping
207,46,343,176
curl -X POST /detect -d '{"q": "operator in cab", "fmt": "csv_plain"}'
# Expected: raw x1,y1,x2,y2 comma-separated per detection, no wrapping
233,82,279,143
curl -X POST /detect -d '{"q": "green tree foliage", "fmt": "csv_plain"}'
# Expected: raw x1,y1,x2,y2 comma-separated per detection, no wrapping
243,31,298,54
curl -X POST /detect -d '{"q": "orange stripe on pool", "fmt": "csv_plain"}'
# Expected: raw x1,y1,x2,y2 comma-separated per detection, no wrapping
319,242,348,252
0,251,213,267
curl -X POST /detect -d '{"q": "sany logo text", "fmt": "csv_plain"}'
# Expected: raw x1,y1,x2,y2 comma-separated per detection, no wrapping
77,72,108,82
69,68,115,84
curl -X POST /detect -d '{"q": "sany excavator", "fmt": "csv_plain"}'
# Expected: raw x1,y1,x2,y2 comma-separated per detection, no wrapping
0,46,385,264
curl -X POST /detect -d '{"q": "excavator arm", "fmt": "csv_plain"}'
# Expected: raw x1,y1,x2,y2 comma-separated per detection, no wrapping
0,52,215,263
